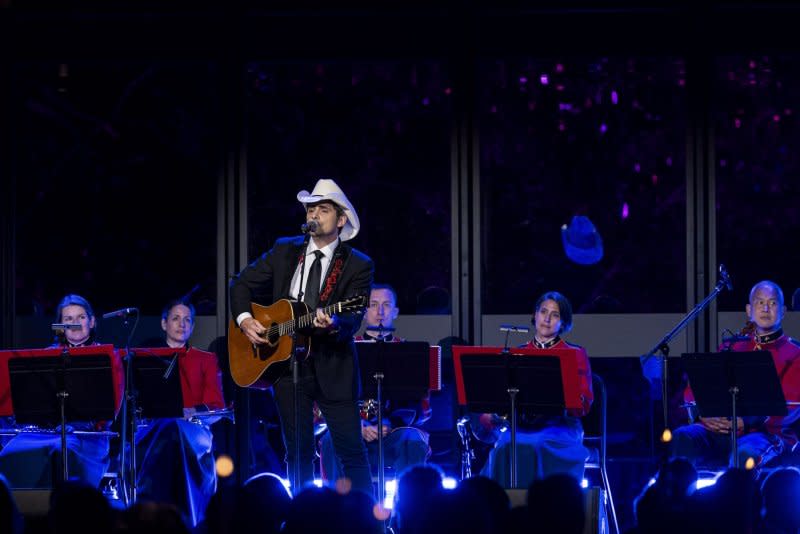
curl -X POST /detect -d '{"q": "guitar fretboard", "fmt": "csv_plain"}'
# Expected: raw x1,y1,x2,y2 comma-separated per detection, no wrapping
266,300,356,339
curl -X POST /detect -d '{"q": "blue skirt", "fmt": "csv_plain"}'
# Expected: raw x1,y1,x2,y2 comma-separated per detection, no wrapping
135,419,216,527
0,430,110,488
480,416,588,488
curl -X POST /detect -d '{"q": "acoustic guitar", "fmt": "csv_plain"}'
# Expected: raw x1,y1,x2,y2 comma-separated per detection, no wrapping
228,295,367,388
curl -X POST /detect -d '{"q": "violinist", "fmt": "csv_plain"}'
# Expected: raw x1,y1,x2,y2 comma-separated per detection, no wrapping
671,281,800,468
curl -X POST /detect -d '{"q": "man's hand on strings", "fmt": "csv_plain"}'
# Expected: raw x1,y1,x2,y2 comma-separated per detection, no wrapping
240,317,267,345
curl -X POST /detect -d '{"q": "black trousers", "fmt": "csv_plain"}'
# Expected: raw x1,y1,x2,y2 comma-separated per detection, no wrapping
273,358,373,498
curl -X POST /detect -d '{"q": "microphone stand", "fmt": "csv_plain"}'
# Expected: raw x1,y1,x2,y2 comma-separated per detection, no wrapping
499,324,528,489
117,311,139,506
371,322,389,512
58,345,70,482
640,265,733,436
290,233,311,494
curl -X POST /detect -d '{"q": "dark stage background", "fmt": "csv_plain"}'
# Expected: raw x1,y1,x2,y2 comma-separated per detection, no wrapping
3,3,800,530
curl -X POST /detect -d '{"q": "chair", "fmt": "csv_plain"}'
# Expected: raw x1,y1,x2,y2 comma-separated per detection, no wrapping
582,373,619,534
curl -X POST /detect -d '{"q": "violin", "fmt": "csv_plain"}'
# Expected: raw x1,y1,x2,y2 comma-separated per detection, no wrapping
740,320,756,338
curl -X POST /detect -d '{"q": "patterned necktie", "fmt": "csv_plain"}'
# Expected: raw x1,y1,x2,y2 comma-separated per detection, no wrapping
303,250,324,309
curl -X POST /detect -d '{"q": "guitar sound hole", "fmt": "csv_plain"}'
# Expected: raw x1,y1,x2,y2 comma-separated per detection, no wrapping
266,323,280,345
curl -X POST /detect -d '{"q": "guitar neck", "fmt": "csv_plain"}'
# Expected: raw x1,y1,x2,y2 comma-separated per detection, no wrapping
294,301,348,331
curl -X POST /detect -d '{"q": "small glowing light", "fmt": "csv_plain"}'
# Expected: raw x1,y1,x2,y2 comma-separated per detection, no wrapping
647,477,657,487
611,90,618,105
374,503,392,519
745,457,756,470
773,114,781,122
540,74,549,85
665,156,673,167
444,87,452,95
661,429,673,443
280,477,292,490
555,63,564,73
519,76,528,84
442,477,458,490
599,123,607,134
215,455,234,478
422,97,430,106
621,203,629,219
313,479,323,487
633,163,641,173
335,477,352,495
734,118,742,128
651,174,658,185
581,478,589,489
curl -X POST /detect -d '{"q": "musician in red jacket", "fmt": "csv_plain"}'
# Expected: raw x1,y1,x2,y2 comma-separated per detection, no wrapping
479,291,593,487
0,294,113,488
671,281,800,469
134,298,225,527
320,284,431,484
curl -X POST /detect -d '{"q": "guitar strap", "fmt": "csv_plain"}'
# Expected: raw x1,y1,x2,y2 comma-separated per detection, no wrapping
318,244,352,305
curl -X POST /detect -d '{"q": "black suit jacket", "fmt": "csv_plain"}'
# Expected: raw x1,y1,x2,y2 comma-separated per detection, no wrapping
229,236,373,401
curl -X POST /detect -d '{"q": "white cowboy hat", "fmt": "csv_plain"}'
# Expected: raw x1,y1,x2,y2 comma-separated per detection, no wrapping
297,178,360,241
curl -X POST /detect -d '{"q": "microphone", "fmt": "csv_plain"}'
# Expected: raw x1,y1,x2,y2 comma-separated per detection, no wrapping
51,323,83,331
719,264,733,291
102,307,138,320
301,220,319,234
500,324,530,333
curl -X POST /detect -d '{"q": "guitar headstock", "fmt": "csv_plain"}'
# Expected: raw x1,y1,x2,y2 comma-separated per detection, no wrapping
335,294,368,313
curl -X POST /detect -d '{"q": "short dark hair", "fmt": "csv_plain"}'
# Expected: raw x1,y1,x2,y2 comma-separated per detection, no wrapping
161,298,196,322
532,291,573,334
308,200,345,219
56,294,94,322
371,283,398,306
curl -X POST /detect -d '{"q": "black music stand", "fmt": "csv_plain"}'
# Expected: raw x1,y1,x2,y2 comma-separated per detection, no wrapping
682,351,787,468
456,352,565,488
8,355,116,482
129,354,184,420
356,341,431,507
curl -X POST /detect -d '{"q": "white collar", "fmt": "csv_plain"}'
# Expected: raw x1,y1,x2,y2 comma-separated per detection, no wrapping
307,238,339,260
